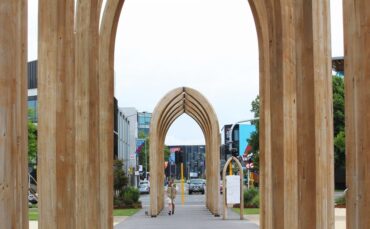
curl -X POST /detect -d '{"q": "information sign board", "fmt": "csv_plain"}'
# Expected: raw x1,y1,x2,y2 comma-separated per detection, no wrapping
226,175,240,204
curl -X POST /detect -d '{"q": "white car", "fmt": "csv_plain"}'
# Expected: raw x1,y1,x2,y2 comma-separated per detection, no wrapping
139,181,150,194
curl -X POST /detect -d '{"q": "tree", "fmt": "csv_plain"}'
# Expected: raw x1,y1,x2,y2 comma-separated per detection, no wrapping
332,75,345,170
247,75,346,171
28,109,37,166
247,96,260,171
137,131,149,174
114,159,128,196
137,131,170,176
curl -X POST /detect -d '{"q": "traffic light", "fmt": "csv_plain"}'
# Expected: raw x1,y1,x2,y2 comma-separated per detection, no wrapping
231,148,239,157
175,150,184,163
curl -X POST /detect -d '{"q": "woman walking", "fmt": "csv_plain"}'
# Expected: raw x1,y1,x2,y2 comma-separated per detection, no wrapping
166,180,177,215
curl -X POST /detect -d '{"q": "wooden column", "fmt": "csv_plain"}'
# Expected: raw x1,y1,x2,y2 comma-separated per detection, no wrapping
253,0,334,228
38,1,76,228
295,0,334,228
0,1,28,228
344,0,370,228
39,0,112,228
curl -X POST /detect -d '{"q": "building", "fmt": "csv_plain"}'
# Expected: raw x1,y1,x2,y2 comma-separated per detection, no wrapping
28,60,38,123
115,105,130,164
166,145,206,180
137,112,152,137
332,56,344,77
220,123,256,169
119,108,152,185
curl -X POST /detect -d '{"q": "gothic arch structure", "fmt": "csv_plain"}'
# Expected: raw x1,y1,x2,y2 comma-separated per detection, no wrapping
1,0,369,228
148,87,220,216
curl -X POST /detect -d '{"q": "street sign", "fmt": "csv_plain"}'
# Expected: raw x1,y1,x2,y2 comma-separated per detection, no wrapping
226,175,240,204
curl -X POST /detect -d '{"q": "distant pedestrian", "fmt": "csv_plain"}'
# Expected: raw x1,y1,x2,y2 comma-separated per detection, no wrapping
167,180,177,215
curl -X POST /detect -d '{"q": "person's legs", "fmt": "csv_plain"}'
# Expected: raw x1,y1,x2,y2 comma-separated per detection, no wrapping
172,200,175,214
168,199,172,215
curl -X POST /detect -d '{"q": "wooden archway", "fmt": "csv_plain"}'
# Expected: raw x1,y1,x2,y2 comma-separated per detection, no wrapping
148,87,220,216
222,156,244,220
5,0,370,228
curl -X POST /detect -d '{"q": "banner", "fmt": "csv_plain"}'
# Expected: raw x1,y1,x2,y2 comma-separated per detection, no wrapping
136,139,145,153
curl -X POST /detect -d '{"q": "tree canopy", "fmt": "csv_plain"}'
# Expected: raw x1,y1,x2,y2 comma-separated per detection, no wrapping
247,75,345,171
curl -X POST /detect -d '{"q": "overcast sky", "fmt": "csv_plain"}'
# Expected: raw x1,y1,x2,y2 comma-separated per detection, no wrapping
28,0,344,146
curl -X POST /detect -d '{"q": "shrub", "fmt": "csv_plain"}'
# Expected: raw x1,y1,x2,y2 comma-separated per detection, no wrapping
335,194,346,207
114,160,128,197
244,188,259,208
116,186,141,208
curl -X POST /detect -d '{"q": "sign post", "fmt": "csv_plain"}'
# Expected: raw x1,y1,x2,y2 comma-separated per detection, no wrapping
222,156,244,220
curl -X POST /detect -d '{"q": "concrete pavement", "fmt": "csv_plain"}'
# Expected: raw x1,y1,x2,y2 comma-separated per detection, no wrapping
115,204,259,229
116,192,259,229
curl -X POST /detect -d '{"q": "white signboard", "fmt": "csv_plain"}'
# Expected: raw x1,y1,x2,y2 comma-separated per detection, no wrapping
130,154,135,160
139,165,143,172
226,175,240,204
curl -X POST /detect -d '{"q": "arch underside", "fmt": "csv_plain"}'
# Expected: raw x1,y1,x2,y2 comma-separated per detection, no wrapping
149,87,221,216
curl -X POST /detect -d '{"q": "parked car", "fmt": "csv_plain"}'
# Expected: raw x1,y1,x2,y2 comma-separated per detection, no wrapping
139,180,150,194
188,179,205,195
28,192,38,204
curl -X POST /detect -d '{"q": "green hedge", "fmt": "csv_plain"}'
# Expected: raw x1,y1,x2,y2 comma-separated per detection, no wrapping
114,186,141,209
244,188,260,208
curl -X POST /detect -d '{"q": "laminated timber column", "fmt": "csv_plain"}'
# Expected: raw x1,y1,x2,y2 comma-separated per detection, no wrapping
344,0,370,228
99,0,125,227
295,0,334,228
250,0,334,228
74,0,101,228
38,1,77,228
0,1,28,228
39,0,111,228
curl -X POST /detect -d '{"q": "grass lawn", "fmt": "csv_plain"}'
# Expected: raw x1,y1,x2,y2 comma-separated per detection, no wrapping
29,208,38,221
28,208,140,221
113,209,140,216
232,208,260,215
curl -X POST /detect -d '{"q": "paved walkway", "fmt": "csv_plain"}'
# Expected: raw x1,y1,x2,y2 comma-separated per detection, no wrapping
115,205,259,229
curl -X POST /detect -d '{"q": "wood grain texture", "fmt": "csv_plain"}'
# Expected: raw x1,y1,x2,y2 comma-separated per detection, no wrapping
344,0,370,228
99,0,125,227
0,0,28,228
38,0,76,228
250,0,334,228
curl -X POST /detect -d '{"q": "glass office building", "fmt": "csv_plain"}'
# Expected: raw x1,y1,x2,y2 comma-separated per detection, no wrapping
137,112,152,137
166,145,206,180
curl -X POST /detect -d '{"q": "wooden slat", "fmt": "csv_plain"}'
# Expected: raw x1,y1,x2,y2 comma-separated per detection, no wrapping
344,0,370,228
0,1,28,228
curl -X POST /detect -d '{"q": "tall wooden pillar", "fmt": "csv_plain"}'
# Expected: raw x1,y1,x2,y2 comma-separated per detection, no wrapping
38,1,76,228
344,0,370,228
255,0,334,228
296,0,334,227
0,1,28,228
39,0,110,228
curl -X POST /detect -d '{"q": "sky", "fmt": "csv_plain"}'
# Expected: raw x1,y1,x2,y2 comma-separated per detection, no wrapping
28,0,344,146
